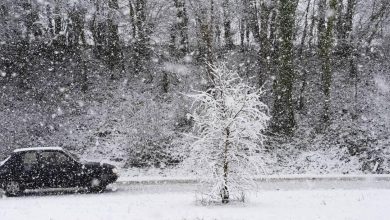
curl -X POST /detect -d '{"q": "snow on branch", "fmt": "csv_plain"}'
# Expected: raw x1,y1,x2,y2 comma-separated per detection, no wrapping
184,63,270,204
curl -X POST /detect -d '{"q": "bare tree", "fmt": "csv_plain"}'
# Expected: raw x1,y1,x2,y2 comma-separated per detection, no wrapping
186,64,270,204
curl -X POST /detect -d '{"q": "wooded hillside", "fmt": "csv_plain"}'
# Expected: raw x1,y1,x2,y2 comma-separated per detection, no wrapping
1,0,390,174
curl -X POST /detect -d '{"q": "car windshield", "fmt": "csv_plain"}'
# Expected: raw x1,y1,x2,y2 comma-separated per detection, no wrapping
63,150,82,162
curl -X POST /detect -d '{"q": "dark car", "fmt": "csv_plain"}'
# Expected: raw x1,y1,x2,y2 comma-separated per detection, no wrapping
0,147,119,197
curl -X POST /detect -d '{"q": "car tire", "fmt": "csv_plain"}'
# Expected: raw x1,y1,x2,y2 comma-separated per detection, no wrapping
87,178,106,193
5,180,23,197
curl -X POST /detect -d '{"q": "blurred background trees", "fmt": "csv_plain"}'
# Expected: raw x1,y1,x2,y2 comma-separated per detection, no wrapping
0,0,390,173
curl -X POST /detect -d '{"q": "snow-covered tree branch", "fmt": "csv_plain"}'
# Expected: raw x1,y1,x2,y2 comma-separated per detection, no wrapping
184,63,270,204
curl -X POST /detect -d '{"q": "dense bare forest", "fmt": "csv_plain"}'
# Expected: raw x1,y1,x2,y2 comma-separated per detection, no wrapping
0,0,390,174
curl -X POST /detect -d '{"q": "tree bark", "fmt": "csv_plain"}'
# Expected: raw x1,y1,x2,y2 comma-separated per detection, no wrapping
298,0,311,57
221,127,230,203
258,1,272,85
247,0,261,43
133,0,149,76
54,5,62,35
271,0,296,135
173,0,189,57
107,0,122,72
223,0,234,50
195,0,215,82
318,0,337,124
317,0,326,48
307,0,316,48
344,0,357,40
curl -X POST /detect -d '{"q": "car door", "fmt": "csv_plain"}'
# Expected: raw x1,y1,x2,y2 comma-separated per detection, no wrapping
38,151,59,188
18,151,42,188
39,151,80,188
52,151,80,188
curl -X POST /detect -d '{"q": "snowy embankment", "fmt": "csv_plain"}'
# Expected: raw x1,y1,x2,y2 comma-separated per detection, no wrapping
116,173,390,185
0,181,389,220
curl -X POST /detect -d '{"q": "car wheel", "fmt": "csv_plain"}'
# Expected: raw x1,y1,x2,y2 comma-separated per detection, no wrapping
88,178,106,193
5,181,23,197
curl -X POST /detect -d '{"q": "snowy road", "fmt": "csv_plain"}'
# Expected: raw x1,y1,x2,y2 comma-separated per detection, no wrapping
0,179,389,220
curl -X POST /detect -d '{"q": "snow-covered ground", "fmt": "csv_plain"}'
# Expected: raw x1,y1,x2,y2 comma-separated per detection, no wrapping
0,180,389,220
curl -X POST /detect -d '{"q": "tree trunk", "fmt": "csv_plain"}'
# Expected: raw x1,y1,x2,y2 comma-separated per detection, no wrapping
46,5,54,38
68,8,85,50
200,21,214,81
335,0,356,57
317,0,326,48
129,0,137,37
298,0,311,57
180,1,189,55
272,0,296,135
307,0,316,48
344,0,357,40
54,5,62,35
269,7,279,65
223,0,234,50
239,18,245,49
80,52,89,93
173,0,189,57
258,1,272,85
247,0,261,43
221,127,230,204
196,1,215,82
318,0,337,124
297,0,312,111
335,0,344,41
133,0,149,76
107,0,122,72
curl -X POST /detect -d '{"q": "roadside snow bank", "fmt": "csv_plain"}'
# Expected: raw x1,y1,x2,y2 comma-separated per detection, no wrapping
0,189,389,220
116,172,390,185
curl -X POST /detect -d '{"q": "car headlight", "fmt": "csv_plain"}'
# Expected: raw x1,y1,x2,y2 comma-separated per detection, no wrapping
112,168,119,174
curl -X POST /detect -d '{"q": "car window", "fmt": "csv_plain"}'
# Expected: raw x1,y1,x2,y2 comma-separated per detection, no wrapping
22,152,38,165
40,151,72,166
21,152,39,171
65,151,81,162
56,152,72,165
